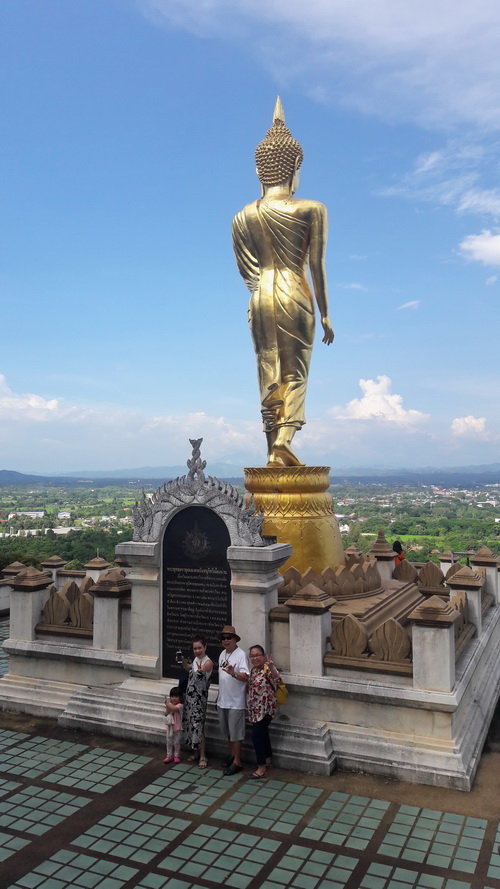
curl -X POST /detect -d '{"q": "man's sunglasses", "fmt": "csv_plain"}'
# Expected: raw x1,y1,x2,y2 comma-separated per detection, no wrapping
221,634,234,640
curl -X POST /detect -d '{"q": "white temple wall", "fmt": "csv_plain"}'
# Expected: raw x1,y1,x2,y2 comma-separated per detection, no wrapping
7,652,125,686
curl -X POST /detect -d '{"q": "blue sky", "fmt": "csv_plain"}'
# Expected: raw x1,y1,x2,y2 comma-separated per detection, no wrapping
1,0,500,473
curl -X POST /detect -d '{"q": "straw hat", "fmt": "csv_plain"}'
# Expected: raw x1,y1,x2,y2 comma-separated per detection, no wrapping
220,625,241,642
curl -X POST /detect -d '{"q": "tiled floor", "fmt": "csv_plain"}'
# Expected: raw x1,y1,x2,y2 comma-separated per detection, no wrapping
1,719,500,889
301,791,390,850
212,777,322,833
3,606,500,887
0,736,87,779
378,807,487,874
74,807,191,864
0,784,91,835
133,763,238,814
46,747,152,793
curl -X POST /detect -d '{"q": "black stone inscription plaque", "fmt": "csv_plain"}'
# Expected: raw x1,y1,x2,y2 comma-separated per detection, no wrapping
162,505,231,679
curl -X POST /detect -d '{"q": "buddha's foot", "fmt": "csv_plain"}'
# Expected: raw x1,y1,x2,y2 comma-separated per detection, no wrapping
271,443,304,467
267,453,286,467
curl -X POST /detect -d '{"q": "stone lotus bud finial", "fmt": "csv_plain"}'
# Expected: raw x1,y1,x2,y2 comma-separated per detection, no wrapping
92,568,131,598
84,557,110,570
12,566,52,591
471,546,499,567
409,595,460,627
40,555,66,568
445,564,483,590
344,545,363,569
2,560,27,577
369,529,396,561
285,581,336,613
445,561,463,582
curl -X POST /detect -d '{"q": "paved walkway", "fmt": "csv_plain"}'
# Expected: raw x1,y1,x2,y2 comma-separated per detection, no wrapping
1,615,500,889
0,707,500,889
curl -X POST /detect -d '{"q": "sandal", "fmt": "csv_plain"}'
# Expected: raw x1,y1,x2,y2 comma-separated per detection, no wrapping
249,771,266,779
198,757,208,769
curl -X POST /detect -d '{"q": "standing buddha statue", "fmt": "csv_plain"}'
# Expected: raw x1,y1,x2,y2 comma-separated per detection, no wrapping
232,96,334,468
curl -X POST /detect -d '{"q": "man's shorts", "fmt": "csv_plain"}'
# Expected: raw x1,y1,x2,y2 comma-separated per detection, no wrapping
218,707,246,742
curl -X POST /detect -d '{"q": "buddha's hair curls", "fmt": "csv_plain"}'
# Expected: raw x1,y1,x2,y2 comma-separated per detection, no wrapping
255,119,304,187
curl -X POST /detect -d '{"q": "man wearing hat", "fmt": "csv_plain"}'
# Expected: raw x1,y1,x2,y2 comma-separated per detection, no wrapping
218,625,249,775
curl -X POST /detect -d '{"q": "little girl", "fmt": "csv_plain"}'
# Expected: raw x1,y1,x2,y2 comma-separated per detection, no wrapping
164,687,183,764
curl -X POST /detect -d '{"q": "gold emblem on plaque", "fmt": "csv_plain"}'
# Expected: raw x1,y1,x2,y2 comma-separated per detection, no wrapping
182,523,210,561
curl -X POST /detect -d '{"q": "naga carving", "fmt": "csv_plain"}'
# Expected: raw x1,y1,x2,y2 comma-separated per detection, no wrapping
133,438,264,546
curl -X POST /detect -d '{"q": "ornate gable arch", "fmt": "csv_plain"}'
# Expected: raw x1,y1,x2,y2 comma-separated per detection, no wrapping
132,439,264,547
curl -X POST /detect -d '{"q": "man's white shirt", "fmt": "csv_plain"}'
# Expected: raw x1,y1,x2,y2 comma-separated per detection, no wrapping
217,647,249,709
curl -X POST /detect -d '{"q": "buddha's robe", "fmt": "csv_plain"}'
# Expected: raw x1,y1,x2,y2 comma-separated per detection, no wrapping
232,198,315,431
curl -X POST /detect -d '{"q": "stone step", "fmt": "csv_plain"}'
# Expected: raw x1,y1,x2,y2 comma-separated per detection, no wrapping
59,685,336,774
59,686,166,744
0,674,80,717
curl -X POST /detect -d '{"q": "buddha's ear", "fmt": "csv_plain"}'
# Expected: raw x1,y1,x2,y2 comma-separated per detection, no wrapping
256,167,264,198
291,158,301,195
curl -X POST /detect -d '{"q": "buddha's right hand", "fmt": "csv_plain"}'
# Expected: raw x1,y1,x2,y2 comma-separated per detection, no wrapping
321,316,334,345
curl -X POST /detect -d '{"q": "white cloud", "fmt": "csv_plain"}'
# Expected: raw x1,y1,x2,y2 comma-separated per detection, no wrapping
456,188,500,216
337,282,367,291
330,376,429,427
0,372,263,470
380,138,500,222
0,374,61,421
141,0,500,130
460,230,500,266
450,415,489,439
486,275,498,285
397,300,420,310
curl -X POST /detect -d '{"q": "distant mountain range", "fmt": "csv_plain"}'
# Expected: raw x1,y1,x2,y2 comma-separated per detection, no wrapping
51,464,245,479
2,463,500,488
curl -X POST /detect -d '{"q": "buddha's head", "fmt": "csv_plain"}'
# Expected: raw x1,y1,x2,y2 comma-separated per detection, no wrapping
255,97,303,194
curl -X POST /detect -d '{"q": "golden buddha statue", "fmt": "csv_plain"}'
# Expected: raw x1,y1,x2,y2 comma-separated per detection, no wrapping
232,96,334,468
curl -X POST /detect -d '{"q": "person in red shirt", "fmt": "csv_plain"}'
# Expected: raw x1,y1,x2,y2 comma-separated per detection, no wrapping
392,540,406,565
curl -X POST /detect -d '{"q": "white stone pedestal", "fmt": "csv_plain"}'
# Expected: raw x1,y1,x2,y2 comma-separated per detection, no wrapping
115,541,161,677
410,596,460,692
9,569,52,642
286,582,335,676
227,543,292,655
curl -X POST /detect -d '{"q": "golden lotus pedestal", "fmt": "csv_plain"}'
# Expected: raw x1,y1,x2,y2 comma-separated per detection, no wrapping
244,466,345,575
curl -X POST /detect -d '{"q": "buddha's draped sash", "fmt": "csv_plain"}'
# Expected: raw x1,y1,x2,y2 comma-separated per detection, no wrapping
232,200,315,430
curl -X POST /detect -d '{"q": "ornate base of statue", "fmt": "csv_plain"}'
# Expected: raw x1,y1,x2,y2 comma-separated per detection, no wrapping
244,466,345,575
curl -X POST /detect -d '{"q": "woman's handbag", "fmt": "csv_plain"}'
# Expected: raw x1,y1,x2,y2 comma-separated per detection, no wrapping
275,679,288,706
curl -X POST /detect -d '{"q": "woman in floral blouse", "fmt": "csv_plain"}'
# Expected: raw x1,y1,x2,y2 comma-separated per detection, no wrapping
247,645,280,779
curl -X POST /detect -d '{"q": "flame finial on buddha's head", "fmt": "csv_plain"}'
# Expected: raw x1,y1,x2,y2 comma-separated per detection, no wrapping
255,96,304,187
